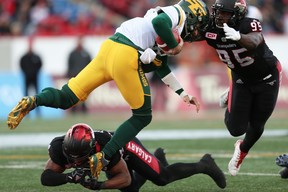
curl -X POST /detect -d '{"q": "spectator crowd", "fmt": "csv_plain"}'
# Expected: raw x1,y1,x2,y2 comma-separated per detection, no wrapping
0,0,287,36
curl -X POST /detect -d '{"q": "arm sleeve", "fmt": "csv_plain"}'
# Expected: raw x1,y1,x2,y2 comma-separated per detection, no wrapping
152,12,178,49
161,72,184,95
154,55,170,78
41,169,68,186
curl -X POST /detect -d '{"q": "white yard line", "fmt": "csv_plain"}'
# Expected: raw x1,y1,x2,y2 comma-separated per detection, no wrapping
0,129,288,148
0,160,281,178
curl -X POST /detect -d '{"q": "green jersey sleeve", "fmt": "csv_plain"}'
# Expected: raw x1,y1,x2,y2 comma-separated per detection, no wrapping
152,12,179,49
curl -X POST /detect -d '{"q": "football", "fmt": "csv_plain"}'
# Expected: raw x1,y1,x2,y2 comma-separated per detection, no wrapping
156,30,181,52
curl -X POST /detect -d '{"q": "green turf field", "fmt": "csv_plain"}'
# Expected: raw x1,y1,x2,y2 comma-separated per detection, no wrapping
0,110,288,192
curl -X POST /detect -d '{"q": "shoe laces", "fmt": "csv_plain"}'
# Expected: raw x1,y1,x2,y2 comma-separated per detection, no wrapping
234,142,247,168
235,151,247,168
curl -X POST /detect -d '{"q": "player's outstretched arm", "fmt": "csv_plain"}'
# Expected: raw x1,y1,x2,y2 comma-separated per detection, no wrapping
161,72,200,112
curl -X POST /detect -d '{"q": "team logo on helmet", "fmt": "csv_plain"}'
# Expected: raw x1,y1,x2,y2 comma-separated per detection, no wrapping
181,0,207,16
178,0,209,42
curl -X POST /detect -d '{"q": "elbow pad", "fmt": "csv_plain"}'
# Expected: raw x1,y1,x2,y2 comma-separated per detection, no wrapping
41,169,67,186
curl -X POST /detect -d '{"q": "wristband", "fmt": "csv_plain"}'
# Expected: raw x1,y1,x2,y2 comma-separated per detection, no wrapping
161,72,183,92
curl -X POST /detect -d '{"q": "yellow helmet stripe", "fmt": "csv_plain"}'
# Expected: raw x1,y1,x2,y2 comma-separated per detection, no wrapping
186,0,207,16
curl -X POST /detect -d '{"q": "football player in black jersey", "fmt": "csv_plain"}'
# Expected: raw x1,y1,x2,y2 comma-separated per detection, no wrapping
40,123,226,191
204,0,282,176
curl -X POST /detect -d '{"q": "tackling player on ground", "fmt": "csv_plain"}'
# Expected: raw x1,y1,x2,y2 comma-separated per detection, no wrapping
41,123,226,190
7,0,209,179
204,0,282,176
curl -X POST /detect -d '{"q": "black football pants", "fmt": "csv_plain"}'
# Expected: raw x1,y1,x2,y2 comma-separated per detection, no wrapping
225,64,281,153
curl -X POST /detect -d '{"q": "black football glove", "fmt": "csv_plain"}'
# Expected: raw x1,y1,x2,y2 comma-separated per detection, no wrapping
66,168,87,184
80,177,103,190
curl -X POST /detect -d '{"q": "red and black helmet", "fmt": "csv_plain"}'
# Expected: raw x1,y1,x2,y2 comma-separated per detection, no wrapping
211,0,248,27
62,123,95,165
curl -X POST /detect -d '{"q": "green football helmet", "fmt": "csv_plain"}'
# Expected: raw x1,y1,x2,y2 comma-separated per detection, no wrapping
178,0,210,42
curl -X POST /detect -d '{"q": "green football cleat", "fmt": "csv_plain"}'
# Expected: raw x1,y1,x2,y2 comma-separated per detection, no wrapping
7,96,36,129
89,152,109,179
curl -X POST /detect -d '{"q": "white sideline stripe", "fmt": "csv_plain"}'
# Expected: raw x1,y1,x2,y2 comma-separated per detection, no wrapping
0,164,280,177
224,172,279,177
0,129,288,148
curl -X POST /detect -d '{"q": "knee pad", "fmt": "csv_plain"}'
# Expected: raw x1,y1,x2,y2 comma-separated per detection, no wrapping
127,106,152,133
135,114,152,128
226,122,247,137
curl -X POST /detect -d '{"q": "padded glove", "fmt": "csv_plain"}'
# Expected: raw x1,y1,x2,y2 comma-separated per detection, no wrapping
66,168,86,184
140,48,157,64
80,177,104,191
223,23,241,41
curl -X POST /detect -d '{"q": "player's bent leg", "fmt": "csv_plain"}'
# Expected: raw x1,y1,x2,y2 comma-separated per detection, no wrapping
200,154,226,189
154,148,169,167
152,154,226,189
120,172,146,192
7,84,79,129
7,96,36,129
98,105,152,179
36,85,79,109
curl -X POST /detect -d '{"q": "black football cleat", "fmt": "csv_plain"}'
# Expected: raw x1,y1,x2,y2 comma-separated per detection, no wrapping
154,147,169,167
200,154,226,189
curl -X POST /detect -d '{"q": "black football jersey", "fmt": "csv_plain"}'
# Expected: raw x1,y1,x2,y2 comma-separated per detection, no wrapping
48,130,121,170
205,18,278,83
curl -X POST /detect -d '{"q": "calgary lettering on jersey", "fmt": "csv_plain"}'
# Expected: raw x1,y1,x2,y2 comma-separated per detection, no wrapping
126,141,160,173
126,141,152,163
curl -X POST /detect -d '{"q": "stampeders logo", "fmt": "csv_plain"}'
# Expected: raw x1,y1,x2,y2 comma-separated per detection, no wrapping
205,32,217,39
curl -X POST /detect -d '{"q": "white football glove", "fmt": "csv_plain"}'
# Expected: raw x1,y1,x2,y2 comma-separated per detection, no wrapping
223,23,241,41
139,48,156,64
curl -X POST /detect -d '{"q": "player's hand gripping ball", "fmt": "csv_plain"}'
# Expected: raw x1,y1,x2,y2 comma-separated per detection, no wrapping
156,30,181,52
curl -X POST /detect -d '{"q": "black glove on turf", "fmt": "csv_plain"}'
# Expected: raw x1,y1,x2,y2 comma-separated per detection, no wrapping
80,177,103,190
66,168,86,184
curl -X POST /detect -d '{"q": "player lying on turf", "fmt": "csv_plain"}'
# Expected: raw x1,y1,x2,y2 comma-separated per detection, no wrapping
41,123,226,191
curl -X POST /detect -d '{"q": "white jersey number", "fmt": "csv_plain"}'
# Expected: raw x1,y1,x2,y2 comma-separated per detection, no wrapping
216,48,254,68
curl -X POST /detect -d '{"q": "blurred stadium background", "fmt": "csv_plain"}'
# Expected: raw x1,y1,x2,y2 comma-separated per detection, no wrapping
0,0,287,120
0,1,288,191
